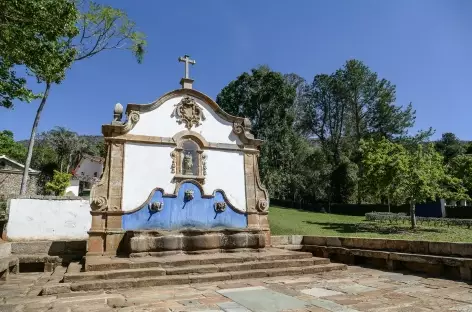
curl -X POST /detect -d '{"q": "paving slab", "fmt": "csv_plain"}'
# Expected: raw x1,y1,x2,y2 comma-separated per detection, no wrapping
336,284,377,294
308,299,360,312
301,288,344,298
218,286,308,312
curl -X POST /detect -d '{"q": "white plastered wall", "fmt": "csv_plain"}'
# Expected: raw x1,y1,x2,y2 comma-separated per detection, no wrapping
122,143,247,212
6,199,91,240
128,96,242,145
122,143,175,211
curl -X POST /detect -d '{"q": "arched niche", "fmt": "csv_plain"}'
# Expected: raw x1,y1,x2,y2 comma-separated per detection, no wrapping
171,135,207,185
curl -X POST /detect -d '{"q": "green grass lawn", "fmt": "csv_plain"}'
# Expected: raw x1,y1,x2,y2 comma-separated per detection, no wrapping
269,206,472,242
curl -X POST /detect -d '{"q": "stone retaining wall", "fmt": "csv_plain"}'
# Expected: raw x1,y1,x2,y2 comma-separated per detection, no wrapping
272,235,472,280
271,235,472,257
5,197,91,240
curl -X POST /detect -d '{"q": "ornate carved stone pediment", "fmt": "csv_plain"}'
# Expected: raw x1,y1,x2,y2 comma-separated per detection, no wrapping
172,96,205,129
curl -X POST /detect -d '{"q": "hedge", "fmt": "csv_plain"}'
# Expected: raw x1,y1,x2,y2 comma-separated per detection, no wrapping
365,212,472,228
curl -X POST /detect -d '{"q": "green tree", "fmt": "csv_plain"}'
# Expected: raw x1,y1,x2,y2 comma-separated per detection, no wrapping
299,60,416,204
20,1,146,195
217,66,309,200
0,130,27,162
360,138,409,210
0,0,77,109
435,132,465,163
45,170,71,196
398,144,467,228
43,126,88,172
449,154,472,199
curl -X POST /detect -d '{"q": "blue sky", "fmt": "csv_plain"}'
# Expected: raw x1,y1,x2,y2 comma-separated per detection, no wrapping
1,0,472,140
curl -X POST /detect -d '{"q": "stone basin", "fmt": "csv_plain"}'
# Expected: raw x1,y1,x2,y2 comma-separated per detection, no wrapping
125,227,265,256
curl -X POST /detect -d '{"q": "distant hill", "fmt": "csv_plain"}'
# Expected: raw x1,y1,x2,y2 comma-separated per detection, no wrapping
17,135,103,148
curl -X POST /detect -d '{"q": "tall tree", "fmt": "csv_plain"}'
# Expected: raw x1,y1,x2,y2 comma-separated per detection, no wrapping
0,0,77,109
217,66,309,199
300,60,417,204
435,132,465,163
19,1,147,194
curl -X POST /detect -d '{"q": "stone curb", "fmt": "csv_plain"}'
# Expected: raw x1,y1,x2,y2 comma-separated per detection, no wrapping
271,235,472,257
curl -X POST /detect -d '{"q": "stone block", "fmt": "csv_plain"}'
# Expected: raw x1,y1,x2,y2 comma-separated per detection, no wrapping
384,239,410,252
230,269,268,280
247,214,260,227
429,242,451,256
129,236,151,252
106,215,122,230
11,241,55,254
90,214,106,231
87,235,104,254
451,243,472,257
189,272,231,284
0,242,11,257
407,240,429,254
270,236,289,246
186,234,221,250
358,238,386,250
63,240,87,255
339,237,362,249
350,249,389,259
41,283,71,295
289,235,303,245
460,266,472,280
105,233,124,254
302,236,326,246
71,278,137,291
224,233,249,249
160,235,183,251
325,237,342,247
259,215,269,228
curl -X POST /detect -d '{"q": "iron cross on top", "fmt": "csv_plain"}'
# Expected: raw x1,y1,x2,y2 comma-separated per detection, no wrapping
178,55,196,79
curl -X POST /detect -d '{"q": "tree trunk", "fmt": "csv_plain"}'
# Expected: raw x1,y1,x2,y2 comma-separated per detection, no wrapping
410,199,416,229
20,82,51,195
388,196,391,213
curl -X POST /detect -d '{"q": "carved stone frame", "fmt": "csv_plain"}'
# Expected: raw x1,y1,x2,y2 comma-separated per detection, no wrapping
171,135,207,185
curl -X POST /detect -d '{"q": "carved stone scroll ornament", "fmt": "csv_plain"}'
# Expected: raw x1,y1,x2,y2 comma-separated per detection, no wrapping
256,198,269,212
172,96,205,130
232,118,262,146
123,110,140,132
91,196,108,212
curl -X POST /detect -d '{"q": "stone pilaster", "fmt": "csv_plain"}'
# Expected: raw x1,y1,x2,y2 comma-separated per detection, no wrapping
244,151,270,244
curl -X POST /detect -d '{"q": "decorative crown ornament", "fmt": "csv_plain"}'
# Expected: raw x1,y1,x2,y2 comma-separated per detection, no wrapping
172,96,205,129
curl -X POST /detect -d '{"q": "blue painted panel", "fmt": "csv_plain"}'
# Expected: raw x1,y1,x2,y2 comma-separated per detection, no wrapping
122,182,247,230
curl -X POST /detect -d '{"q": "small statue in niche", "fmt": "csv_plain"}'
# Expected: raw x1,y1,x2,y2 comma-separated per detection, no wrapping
183,152,193,175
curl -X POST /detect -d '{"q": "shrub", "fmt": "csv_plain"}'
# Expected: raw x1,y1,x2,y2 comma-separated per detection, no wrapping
45,170,71,196
365,212,472,228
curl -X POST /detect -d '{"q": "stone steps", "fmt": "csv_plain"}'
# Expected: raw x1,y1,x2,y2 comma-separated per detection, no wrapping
64,257,330,282
43,262,346,294
85,250,315,272
41,249,346,294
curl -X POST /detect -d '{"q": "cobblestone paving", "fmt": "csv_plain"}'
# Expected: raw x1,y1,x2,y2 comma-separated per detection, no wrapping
2,266,472,312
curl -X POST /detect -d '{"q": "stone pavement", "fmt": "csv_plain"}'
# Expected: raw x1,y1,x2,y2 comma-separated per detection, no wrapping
2,266,472,312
